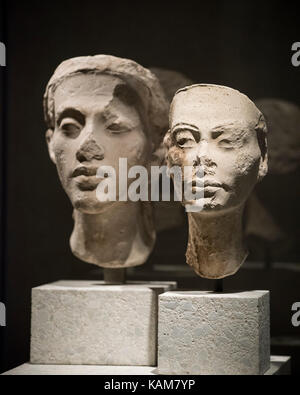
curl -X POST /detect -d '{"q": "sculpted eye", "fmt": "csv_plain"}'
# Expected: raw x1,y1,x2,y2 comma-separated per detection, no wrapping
60,118,82,137
212,131,224,139
218,139,234,149
175,130,196,148
107,122,131,134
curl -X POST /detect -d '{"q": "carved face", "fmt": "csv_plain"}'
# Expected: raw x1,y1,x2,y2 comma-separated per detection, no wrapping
167,85,267,213
47,73,150,214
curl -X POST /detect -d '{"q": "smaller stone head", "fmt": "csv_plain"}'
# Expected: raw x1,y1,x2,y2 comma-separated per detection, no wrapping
164,84,268,213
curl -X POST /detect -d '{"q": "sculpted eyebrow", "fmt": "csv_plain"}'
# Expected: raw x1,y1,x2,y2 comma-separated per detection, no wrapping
172,123,199,130
172,124,200,143
211,124,243,138
57,108,85,126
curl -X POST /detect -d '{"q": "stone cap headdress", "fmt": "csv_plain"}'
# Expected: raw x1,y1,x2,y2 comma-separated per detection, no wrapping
43,55,169,149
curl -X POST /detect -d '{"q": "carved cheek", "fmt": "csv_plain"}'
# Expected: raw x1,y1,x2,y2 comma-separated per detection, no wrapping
185,149,199,166
52,136,75,182
125,133,149,167
235,149,260,177
52,136,66,167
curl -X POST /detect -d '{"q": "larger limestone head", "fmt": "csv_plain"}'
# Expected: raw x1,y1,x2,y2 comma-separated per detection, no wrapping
43,55,169,269
44,55,168,214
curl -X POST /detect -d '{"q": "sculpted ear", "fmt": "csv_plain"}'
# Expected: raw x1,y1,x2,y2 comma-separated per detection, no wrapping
45,129,56,164
255,115,268,182
258,150,268,181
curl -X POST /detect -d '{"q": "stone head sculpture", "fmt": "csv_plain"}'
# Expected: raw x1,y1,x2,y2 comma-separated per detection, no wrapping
44,55,168,269
164,84,268,279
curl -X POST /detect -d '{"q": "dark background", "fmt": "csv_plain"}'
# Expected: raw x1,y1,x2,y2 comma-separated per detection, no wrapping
0,0,300,374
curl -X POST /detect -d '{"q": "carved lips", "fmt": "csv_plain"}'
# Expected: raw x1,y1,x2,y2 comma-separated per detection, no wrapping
72,166,100,191
72,166,98,178
190,179,224,198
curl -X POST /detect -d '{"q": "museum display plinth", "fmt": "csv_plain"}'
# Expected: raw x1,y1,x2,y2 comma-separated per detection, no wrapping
2,356,291,375
30,280,176,366
158,290,270,375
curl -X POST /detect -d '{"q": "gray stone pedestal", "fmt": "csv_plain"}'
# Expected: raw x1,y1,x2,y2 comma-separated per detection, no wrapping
158,290,270,375
30,280,176,366
1,356,291,375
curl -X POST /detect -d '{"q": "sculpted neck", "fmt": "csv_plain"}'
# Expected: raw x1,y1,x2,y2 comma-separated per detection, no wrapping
70,202,155,268
186,205,248,279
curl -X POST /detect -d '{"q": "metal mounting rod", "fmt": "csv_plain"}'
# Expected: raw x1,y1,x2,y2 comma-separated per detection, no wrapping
103,268,126,284
215,279,224,293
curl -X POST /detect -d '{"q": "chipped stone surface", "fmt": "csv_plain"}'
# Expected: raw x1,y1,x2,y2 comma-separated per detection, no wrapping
164,84,268,279
158,291,270,375
44,55,169,269
30,281,176,366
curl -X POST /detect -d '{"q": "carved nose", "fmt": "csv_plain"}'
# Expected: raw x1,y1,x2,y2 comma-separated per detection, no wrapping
194,155,217,176
76,138,105,162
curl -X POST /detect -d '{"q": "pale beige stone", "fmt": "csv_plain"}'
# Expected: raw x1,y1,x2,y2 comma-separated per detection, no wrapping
30,281,176,366
158,291,270,375
44,55,169,269
164,84,268,279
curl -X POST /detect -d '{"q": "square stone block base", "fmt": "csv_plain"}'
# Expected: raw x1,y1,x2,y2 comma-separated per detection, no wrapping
1,356,291,375
30,280,176,366
158,290,270,375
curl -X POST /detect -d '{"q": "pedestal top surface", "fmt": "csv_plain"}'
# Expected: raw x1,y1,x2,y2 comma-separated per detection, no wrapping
160,290,269,300
33,280,177,292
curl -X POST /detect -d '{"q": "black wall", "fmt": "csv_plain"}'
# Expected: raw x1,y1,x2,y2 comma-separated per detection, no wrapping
0,0,300,373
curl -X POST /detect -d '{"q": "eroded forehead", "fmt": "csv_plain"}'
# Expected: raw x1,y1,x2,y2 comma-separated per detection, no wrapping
54,73,123,103
170,85,260,129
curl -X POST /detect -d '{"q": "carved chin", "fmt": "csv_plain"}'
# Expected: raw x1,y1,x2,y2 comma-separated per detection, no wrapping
202,199,228,212
73,195,116,214
183,197,224,214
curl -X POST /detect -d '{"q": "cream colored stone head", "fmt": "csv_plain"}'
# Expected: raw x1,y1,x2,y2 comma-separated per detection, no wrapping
44,55,168,214
165,84,268,213
164,84,268,279
44,55,169,269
